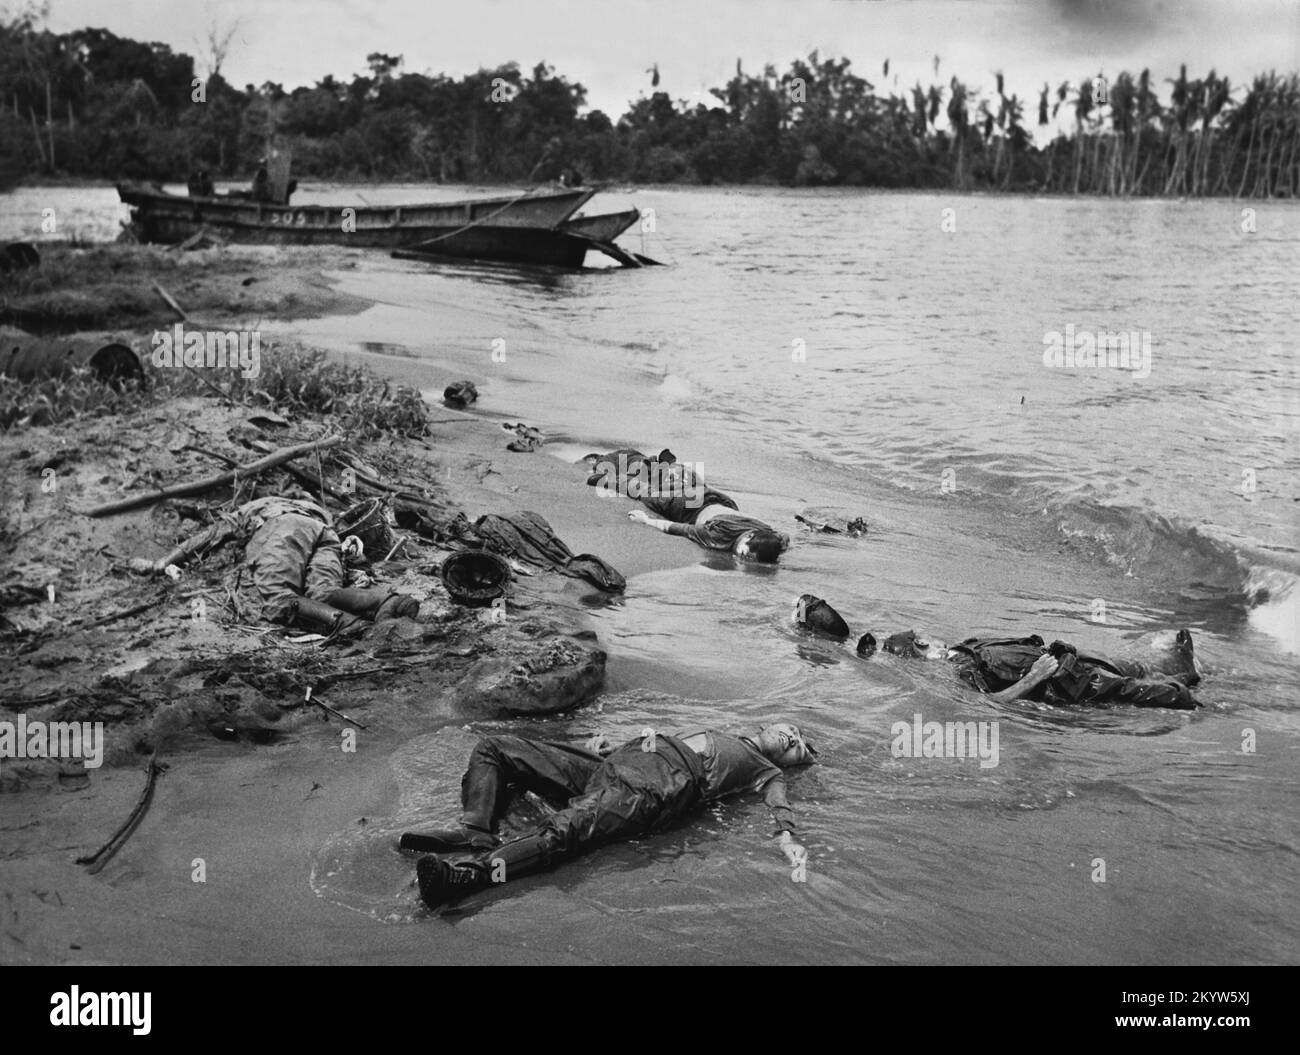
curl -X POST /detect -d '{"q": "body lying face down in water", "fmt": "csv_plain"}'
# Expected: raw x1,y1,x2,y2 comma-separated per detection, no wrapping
793,594,1203,710
405,721,816,910
583,447,790,563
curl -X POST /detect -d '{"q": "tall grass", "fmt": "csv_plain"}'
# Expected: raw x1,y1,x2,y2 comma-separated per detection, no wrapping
0,347,432,436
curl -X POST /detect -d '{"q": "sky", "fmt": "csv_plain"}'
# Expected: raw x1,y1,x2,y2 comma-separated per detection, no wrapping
40,0,1300,117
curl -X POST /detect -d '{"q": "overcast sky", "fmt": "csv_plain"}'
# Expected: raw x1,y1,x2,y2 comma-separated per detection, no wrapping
46,0,1300,116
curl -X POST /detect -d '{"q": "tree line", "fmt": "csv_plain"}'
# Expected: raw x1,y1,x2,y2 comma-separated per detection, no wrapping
2,6,1297,198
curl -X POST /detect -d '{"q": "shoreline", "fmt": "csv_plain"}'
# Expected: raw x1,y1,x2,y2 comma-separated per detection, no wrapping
4,236,1294,967
0,241,696,964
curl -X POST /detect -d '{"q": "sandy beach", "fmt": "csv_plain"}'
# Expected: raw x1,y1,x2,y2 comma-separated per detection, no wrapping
0,242,702,964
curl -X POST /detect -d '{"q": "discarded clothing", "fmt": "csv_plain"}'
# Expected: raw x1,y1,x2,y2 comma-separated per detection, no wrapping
504,422,543,453
443,380,478,407
474,511,625,593
392,502,476,545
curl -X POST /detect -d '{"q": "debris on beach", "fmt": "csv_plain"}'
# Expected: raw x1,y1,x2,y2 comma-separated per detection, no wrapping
472,510,625,592
443,380,478,407
0,346,613,779
439,550,511,607
1,333,145,388
0,241,40,273
503,421,543,452
74,753,165,875
795,507,869,537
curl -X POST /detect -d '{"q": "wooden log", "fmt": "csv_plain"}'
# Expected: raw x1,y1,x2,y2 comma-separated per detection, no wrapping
185,444,346,502
78,592,168,629
83,435,343,518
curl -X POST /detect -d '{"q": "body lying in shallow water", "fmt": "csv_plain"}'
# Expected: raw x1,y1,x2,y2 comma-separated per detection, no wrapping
408,722,816,909
793,594,1202,710
583,447,789,562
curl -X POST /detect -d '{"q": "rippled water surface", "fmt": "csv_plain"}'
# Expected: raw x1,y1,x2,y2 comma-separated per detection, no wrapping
5,183,1297,963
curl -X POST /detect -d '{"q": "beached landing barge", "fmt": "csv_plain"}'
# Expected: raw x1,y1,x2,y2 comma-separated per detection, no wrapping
117,183,654,268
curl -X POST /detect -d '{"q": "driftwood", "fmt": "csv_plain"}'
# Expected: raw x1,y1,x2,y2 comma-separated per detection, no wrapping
311,664,407,690
84,435,343,518
185,444,346,503
76,753,164,875
330,452,401,494
329,452,434,505
77,591,168,629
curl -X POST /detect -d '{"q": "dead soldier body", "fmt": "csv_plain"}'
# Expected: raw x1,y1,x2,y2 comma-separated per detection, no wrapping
137,492,419,635
407,722,817,909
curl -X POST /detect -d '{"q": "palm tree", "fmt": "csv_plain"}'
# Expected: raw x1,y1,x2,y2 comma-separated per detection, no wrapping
946,75,969,188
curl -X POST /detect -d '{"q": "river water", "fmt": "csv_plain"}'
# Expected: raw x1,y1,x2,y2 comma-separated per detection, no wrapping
4,183,1297,964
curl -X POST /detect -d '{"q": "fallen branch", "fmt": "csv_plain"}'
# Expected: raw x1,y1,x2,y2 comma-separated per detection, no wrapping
184,444,345,504
13,515,55,541
84,435,343,518
311,664,408,690
2,689,66,711
287,463,346,502
328,451,429,498
313,446,327,508
76,753,164,875
77,591,168,629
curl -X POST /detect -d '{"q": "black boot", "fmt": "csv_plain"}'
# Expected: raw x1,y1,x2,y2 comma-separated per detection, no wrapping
416,856,492,908
416,832,560,909
323,587,420,622
286,597,365,637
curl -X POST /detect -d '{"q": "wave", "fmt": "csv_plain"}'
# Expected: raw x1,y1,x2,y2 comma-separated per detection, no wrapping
1046,495,1299,640
657,372,697,403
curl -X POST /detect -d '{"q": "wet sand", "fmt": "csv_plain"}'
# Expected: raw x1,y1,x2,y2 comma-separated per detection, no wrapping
0,262,700,963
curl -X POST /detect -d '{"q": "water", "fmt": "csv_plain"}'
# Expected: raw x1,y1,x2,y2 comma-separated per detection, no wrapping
5,183,1297,963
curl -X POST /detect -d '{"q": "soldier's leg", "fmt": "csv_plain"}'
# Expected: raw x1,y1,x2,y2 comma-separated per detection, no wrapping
403,736,605,854
460,736,605,832
1086,671,1200,710
417,739,703,908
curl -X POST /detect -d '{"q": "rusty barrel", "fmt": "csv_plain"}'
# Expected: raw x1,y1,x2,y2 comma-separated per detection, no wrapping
0,242,39,272
0,335,145,387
